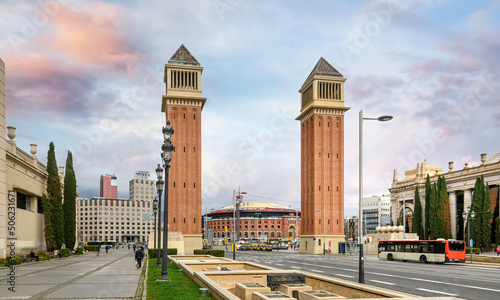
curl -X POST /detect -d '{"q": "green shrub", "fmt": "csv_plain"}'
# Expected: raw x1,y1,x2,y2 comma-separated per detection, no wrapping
466,247,481,255
0,256,23,266
84,246,97,252
60,248,70,257
39,253,51,261
209,249,225,257
76,247,83,255
148,248,177,258
193,249,224,257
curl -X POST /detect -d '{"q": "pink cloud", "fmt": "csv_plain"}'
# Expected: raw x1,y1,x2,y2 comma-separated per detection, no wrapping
44,2,142,75
4,53,95,120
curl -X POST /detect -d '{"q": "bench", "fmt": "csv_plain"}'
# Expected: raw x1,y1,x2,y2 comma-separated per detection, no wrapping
19,254,36,262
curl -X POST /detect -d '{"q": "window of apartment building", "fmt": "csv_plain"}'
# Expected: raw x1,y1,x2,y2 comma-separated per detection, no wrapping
37,197,43,214
16,192,30,210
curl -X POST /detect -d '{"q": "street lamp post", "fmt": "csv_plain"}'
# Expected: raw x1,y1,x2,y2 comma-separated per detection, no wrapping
359,109,392,284
155,165,163,268
462,205,475,264
232,190,246,260
153,198,158,250
159,121,174,281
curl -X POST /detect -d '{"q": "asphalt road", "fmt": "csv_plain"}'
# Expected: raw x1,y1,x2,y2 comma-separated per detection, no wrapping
227,249,500,300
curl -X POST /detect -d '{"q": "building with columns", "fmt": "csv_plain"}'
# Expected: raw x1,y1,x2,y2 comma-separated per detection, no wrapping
296,57,350,254
389,153,500,240
160,45,206,254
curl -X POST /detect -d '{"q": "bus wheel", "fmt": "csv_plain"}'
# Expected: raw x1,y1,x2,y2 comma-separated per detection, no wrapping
387,254,394,261
419,255,427,263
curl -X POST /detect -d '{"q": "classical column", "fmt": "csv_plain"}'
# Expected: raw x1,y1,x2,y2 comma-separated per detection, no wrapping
463,189,472,240
449,191,457,239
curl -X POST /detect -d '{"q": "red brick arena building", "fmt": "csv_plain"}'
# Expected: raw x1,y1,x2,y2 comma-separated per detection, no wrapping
204,202,301,242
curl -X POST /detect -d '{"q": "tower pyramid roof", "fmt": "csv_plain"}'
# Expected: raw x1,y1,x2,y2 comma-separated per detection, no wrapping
168,44,200,66
302,57,343,87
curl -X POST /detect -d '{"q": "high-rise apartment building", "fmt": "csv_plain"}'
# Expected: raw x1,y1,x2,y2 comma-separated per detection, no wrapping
76,197,153,244
100,174,117,198
129,171,156,201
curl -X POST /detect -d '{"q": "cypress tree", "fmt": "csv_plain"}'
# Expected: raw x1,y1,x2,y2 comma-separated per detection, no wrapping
429,183,439,240
412,187,423,239
471,176,483,245
42,194,56,251
482,182,492,247
424,174,431,240
439,176,451,239
46,142,64,249
63,151,77,249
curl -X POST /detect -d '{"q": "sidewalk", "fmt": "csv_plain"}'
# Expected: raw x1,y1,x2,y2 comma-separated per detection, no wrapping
0,248,145,299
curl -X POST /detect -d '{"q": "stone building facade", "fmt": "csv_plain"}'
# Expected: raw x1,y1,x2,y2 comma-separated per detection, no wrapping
1,59,68,258
296,57,349,254
161,45,206,254
206,202,300,242
389,153,500,240
76,197,153,244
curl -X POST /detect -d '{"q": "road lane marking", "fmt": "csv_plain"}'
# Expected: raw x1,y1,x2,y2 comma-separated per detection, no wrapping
369,272,500,293
291,266,302,269
275,263,284,266
335,274,354,278
416,288,457,296
310,269,324,273
370,280,395,285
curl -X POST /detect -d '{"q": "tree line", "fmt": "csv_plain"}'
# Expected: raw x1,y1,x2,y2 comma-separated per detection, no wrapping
411,174,499,247
42,142,77,251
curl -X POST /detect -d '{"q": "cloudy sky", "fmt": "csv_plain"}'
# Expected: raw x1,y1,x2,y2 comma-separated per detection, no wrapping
1,0,499,218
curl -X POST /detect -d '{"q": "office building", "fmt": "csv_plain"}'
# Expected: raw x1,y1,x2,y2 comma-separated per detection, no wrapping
361,195,392,234
77,197,153,244
100,174,117,198
129,171,156,201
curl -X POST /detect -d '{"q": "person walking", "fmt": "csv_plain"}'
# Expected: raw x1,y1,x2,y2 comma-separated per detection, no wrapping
496,245,500,256
135,246,144,269
96,246,100,256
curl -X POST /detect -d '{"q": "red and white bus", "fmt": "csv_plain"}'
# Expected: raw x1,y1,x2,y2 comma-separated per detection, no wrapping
378,239,465,263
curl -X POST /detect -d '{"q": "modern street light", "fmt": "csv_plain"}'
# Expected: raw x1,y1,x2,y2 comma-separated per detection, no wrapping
462,205,475,264
232,190,246,260
158,121,174,281
155,165,163,268
153,198,158,250
316,209,326,255
359,109,392,284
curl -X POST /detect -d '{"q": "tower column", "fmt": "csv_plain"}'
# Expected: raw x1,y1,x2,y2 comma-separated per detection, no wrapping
297,57,350,255
161,45,206,254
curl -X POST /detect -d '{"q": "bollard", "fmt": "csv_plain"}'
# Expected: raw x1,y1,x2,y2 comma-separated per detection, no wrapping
199,288,208,296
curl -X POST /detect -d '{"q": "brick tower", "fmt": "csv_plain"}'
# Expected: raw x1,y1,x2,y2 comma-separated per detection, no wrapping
161,45,206,254
296,58,350,254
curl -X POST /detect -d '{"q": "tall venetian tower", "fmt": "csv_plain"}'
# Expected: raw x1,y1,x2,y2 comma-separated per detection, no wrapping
161,45,206,254
296,58,350,254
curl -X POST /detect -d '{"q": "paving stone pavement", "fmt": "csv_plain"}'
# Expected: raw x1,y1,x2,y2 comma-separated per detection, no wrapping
0,248,146,299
